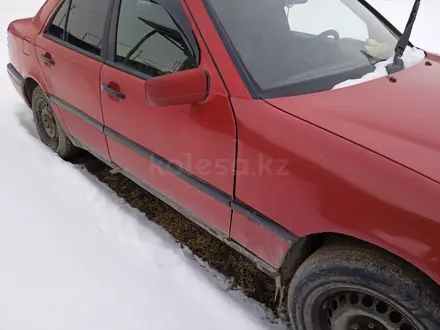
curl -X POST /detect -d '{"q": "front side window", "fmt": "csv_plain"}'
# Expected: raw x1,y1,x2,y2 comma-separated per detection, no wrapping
207,0,400,97
115,0,196,77
65,0,111,56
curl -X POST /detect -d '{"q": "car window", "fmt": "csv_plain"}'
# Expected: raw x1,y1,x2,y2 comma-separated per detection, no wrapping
115,0,196,77
206,0,398,97
64,0,111,56
286,0,368,40
46,0,70,40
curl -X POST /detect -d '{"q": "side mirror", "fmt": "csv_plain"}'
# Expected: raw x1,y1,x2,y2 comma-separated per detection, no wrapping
146,68,209,107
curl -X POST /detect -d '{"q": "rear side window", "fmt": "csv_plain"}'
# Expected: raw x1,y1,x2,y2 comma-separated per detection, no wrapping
115,0,196,77
46,0,70,40
46,0,111,57
65,0,111,56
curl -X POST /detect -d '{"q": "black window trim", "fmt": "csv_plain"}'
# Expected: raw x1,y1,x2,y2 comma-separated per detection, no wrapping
358,0,413,44
200,0,261,99
105,60,153,80
201,0,412,100
44,33,105,63
107,0,200,80
44,0,70,41
43,0,201,81
43,0,115,62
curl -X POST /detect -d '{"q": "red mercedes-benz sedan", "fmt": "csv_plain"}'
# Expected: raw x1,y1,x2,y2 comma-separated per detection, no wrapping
7,0,440,328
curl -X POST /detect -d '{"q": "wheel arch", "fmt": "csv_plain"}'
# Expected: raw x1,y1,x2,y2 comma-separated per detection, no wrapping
22,75,70,135
23,76,39,107
280,232,440,291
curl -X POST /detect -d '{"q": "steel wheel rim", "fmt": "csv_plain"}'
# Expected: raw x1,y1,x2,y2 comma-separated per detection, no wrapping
314,288,420,330
41,106,56,138
36,98,59,148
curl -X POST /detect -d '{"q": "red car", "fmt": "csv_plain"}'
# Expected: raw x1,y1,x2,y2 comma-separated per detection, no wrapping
7,0,440,328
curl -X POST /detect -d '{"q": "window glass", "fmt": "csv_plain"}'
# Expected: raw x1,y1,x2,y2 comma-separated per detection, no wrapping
286,0,368,40
206,0,399,97
116,0,196,77
65,0,111,56
46,0,70,40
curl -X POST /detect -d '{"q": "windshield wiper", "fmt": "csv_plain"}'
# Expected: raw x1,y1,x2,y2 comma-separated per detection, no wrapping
386,0,422,74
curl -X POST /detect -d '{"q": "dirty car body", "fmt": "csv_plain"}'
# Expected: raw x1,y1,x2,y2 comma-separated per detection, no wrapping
7,0,440,329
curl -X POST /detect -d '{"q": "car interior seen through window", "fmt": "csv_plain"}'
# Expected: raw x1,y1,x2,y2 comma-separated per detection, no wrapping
115,0,196,77
207,0,399,97
46,0,110,56
286,0,369,40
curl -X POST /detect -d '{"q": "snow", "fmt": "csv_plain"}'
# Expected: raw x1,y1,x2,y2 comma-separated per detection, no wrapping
0,2,284,330
333,0,440,90
0,0,437,329
332,46,426,89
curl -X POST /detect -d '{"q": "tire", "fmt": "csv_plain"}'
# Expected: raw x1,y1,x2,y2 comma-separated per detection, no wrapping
288,243,440,330
32,86,78,159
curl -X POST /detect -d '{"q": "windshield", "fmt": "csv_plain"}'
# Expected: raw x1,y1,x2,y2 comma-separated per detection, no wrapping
206,0,400,97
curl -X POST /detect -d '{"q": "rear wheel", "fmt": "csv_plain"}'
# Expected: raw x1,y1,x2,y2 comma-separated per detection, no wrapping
32,87,78,159
288,243,440,330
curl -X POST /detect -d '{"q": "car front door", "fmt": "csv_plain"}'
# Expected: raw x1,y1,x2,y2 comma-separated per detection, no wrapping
36,0,112,160
100,0,236,235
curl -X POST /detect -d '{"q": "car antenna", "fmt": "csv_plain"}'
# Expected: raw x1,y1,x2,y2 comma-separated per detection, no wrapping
386,0,422,75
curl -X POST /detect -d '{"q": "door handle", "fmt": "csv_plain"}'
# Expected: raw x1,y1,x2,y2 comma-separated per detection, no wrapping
101,84,126,100
40,53,55,66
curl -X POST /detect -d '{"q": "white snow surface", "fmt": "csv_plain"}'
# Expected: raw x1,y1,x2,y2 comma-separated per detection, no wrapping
333,46,426,89
0,2,285,330
0,0,437,329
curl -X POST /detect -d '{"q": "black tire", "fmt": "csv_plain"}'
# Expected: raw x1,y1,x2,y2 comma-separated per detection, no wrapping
32,86,78,159
288,243,440,330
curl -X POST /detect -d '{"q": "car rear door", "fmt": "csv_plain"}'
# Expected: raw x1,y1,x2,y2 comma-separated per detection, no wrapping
36,0,112,160
100,0,237,235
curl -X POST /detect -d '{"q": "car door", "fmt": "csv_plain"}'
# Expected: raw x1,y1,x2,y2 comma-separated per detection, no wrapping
100,0,236,235
36,0,112,161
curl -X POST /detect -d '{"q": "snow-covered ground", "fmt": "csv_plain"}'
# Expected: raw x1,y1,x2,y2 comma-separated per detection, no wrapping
0,1,437,330
0,2,285,330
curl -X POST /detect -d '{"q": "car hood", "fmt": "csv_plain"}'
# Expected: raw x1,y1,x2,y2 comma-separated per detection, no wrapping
266,53,440,184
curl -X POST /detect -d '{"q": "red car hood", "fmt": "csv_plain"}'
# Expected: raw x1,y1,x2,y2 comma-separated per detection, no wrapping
267,54,440,184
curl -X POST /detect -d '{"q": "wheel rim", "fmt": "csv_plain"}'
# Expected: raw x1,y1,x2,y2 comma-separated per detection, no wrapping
316,290,419,330
35,98,59,149
41,106,56,138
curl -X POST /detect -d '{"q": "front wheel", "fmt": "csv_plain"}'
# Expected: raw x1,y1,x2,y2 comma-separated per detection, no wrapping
288,243,440,330
32,86,78,159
